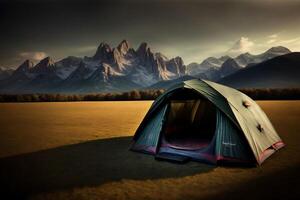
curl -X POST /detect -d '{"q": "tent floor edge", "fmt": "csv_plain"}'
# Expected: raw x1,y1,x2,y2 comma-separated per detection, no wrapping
155,152,190,164
130,144,157,155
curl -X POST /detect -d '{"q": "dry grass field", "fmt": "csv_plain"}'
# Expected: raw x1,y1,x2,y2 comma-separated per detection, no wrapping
0,101,299,200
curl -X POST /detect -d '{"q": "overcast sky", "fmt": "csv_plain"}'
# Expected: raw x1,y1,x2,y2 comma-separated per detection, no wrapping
1,0,300,68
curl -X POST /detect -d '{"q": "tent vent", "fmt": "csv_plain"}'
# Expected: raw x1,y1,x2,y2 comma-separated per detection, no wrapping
242,101,251,108
257,124,264,132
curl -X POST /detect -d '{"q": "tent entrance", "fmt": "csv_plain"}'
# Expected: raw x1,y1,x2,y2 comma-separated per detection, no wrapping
163,99,217,150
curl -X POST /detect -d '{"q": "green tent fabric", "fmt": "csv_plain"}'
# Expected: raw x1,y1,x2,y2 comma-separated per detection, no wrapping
131,79,285,165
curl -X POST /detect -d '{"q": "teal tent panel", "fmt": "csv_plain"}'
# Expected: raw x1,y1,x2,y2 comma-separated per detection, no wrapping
133,83,190,141
215,109,251,160
134,104,168,151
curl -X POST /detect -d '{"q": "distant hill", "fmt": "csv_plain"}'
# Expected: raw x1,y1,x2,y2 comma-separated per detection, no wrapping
219,52,300,88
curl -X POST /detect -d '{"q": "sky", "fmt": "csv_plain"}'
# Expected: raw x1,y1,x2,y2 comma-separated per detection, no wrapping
1,0,300,68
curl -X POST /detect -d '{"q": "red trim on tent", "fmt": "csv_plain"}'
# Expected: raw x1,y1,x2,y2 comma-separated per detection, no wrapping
272,141,285,150
258,148,275,164
198,153,216,163
258,141,285,164
158,146,217,164
131,144,156,154
160,141,210,151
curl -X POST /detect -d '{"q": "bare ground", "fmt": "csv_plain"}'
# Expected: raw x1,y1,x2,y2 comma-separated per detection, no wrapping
0,101,299,200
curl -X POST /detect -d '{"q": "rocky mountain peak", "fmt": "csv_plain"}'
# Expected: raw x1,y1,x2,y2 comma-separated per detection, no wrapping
99,42,111,50
221,58,240,69
93,42,112,60
22,59,34,68
30,56,56,74
166,56,186,75
155,52,169,61
219,55,232,62
40,56,55,66
137,42,150,55
206,57,219,62
220,58,241,77
15,59,34,73
117,40,130,55
239,52,252,57
136,42,155,68
235,52,253,65
200,57,222,68
174,56,184,65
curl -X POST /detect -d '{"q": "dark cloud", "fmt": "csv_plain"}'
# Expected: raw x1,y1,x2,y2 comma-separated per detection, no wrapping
1,0,300,67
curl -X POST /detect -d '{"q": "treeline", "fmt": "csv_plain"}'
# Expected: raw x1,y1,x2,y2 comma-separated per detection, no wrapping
0,89,165,102
240,88,300,100
0,88,299,102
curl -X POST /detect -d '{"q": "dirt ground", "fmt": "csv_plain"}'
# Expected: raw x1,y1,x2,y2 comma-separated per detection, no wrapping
0,101,299,200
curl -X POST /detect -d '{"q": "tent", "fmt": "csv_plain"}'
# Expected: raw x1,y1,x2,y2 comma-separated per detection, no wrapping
131,79,285,165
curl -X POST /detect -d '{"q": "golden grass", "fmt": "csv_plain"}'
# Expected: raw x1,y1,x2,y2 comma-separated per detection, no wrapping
0,101,151,158
0,101,299,200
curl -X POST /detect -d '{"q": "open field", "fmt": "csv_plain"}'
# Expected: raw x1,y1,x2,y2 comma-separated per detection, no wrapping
0,101,299,200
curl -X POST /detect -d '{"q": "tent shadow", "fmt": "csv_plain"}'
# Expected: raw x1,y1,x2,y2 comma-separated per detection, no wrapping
0,136,214,199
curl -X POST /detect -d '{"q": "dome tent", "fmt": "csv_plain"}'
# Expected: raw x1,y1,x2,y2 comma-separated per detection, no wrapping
131,79,285,165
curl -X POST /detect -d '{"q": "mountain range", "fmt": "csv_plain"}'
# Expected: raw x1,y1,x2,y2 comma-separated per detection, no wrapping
219,52,300,88
149,46,296,90
0,41,297,93
0,40,186,93
187,46,291,80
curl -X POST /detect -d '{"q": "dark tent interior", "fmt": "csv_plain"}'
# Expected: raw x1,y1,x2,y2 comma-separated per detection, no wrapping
163,89,217,150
